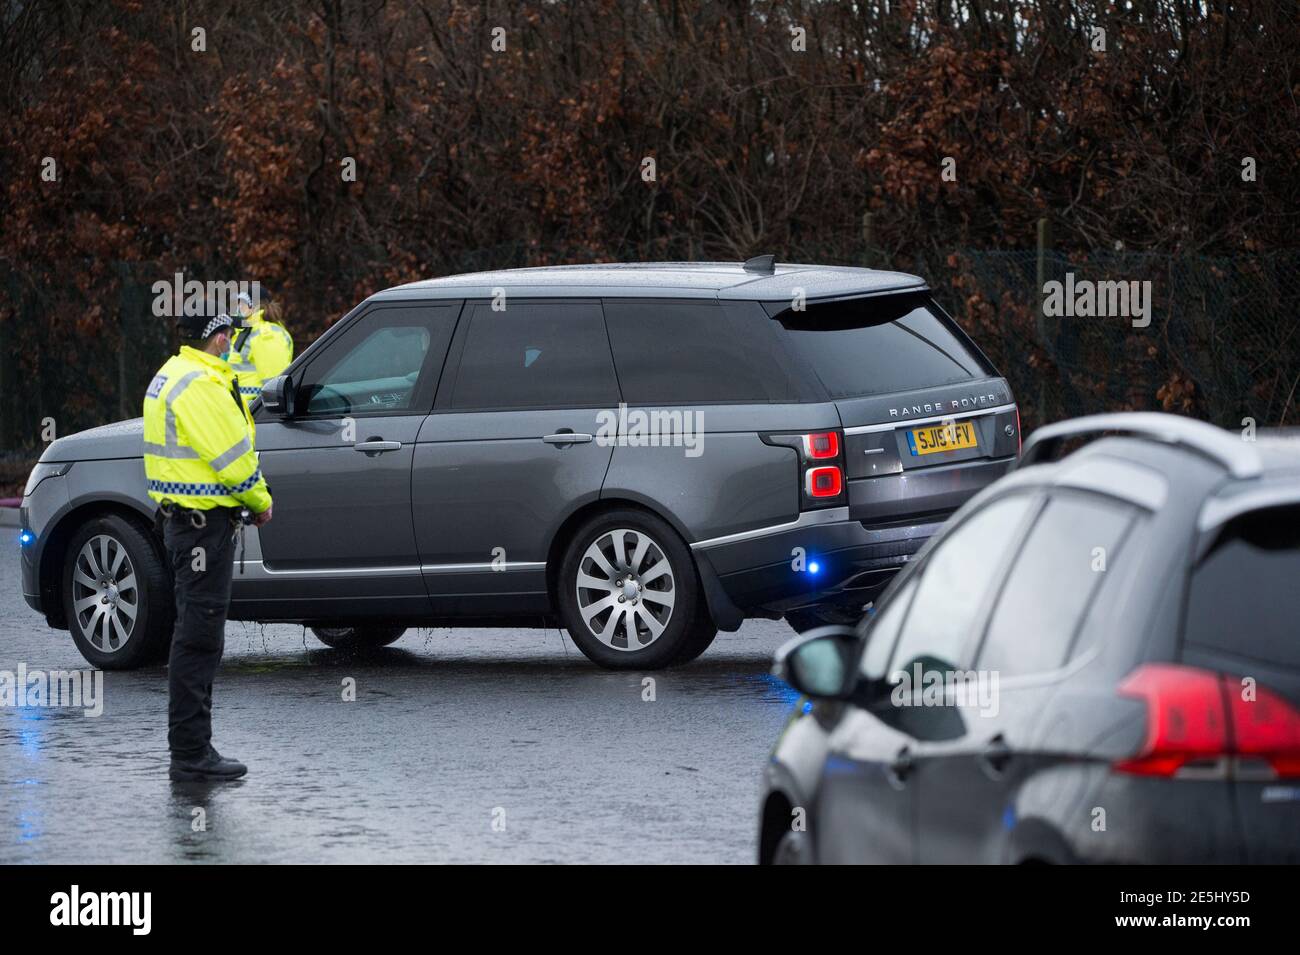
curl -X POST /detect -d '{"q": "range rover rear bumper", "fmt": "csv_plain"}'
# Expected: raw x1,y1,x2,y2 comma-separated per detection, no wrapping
695,455,1014,619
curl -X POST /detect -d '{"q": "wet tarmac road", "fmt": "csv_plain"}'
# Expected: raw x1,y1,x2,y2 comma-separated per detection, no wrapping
0,547,801,863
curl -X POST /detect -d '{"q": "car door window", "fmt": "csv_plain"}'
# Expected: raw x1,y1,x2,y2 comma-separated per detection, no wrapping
976,494,1136,678
449,302,618,410
297,305,457,416
859,577,918,682
1184,505,1300,669
886,494,1036,692
603,300,814,403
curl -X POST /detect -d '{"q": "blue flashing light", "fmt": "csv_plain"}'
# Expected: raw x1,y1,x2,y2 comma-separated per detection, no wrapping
18,529,34,547
807,561,821,575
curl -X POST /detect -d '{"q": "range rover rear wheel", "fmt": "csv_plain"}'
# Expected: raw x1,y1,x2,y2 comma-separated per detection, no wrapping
310,625,407,650
63,513,173,670
668,603,719,665
557,509,711,670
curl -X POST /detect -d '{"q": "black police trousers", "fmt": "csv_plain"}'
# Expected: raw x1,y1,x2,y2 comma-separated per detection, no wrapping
163,506,238,759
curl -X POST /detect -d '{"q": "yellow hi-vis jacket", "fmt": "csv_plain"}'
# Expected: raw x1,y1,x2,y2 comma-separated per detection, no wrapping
228,308,294,410
142,346,272,513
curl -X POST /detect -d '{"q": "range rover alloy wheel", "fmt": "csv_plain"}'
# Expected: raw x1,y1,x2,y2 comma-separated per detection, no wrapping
558,509,715,669
63,513,173,669
575,528,676,652
71,534,138,654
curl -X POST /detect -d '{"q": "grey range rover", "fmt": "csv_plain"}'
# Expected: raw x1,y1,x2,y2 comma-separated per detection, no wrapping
19,257,1019,670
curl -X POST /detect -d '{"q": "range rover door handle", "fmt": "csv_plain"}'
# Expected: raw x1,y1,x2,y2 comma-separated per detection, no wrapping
353,439,402,454
543,431,594,446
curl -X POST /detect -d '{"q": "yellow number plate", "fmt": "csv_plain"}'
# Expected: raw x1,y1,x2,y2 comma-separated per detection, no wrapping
907,421,978,456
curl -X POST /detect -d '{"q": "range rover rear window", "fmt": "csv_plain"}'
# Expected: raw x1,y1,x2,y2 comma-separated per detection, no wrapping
770,293,990,399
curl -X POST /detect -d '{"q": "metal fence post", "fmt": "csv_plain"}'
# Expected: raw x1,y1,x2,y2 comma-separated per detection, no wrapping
0,300,8,451
0,264,16,451
1035,217,1052,422
115,262,131,422
118,323,128,422
1035,217,1051,305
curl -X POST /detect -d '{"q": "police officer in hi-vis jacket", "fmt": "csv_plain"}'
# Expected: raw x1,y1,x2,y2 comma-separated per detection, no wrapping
142,307,272,781
229,291,294,412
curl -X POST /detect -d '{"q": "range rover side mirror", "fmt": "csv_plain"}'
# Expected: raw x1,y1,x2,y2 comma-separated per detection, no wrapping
772,625,860,700
260,375,295,417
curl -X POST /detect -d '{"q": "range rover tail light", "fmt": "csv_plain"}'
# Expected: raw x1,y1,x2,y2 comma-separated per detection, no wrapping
759,429,847,508
802,431,840,460
805,465,843,498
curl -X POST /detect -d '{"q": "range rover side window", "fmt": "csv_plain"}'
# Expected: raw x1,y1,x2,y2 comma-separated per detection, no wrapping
885,494,1036,693
975,494,1135,678
604,300,814,403
450,302,618,410
297,305,457,416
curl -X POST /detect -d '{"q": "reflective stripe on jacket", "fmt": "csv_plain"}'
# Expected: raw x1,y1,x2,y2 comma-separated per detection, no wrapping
142,346,272,513
230,309,294,410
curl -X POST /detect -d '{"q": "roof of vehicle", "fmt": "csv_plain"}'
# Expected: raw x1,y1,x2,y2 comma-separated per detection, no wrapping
1010,413,1300,525
1254,430,1300,473
1016,412,1300,479
372,261,928,303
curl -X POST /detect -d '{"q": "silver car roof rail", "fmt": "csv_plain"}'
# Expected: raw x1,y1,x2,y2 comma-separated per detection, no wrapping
1017,412,1262,479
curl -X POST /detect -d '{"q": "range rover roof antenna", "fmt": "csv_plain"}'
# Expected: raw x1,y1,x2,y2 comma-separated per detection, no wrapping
742,254,776,274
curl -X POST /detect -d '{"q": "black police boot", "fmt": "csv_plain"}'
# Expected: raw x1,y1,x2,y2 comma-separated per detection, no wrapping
169,745,248,781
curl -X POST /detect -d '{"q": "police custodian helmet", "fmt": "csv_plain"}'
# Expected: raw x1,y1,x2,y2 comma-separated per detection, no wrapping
176,307,244,340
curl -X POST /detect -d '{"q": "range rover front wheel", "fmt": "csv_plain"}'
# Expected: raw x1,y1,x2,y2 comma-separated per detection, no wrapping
557,509,713,669
63,513,173,669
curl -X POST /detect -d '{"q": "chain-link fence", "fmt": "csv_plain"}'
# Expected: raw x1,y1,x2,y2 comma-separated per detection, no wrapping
0,261,173,453
911,249,1299,433
1,249,1296,458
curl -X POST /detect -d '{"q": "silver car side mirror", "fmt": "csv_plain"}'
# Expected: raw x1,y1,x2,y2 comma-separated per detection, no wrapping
772,625,860,700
